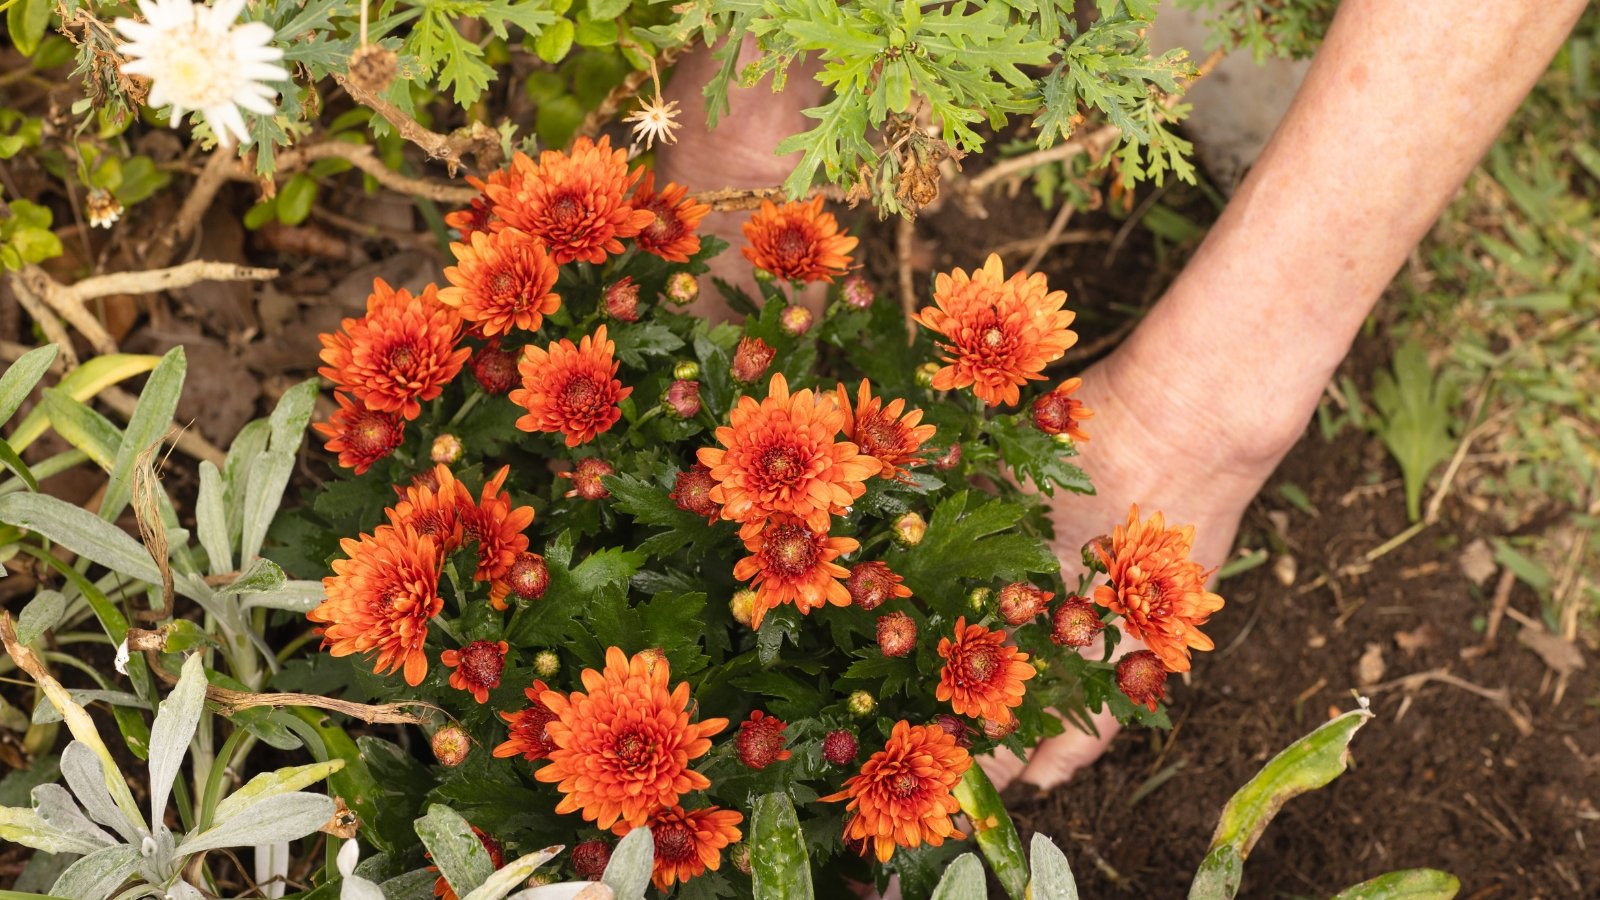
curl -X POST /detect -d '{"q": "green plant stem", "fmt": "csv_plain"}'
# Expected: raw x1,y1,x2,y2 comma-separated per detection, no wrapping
196,725,251,833
275,627,322,664
445,389,485,429
171,767,197,834
37,650,111,688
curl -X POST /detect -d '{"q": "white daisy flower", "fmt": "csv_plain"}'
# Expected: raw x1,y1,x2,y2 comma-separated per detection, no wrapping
115,0,288,146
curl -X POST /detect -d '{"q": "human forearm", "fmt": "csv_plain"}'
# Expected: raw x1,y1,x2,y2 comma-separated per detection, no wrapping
1111,0,1586,464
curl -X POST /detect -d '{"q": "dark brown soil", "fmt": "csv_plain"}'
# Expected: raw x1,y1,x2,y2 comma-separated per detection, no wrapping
1002,402,1600,899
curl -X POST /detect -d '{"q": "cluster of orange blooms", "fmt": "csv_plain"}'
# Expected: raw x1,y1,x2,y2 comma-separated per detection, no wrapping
306,140,1227,877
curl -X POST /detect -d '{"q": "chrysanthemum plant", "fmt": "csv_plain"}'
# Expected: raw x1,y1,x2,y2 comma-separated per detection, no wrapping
4,0,1195,257
261,137,1229,898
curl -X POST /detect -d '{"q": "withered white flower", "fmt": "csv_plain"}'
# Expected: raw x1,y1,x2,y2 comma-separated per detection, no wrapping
624,95,681,151
115,0,288,146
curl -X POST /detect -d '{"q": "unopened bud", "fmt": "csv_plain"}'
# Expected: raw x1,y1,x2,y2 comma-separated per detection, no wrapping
561,458,614,501
842,275,874,310
822,729,858,766
1116,650,1169,712
666,272,699,306
846,690,876,717
604,276,641,322
1049,597,1103,648
663,379,701,418
731,337,775,384
470,343,519,395
934,714,974,748
509,552,550,601
997,582,1052,626
1082,534,1113,573
532,649,560,678
430,433,463,465
876,612,917,657
431,725,470,767
730,589,757,627
967,586,993,614
673,360,701,380
915,362,941,388
572,840,611,881
981,714,1018,740
892,512,927,547
779,305,813,336
729,842,752,875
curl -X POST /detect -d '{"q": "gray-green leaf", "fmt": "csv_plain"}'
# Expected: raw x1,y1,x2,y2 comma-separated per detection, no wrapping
1029,834,1080,900
16,589,66,644
49,842,142,900
930,853,985,899
600,826,653,900
147,654,207,826
416,804,495,897
178,792,333,855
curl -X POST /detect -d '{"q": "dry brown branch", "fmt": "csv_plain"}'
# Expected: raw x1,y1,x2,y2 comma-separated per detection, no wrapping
8,276,80,366
989,229,1113,258
1022,201,1074,275
965,125,1123,195
269,142,479,204
578,45,688,141
67,260,279,302
896,215,917,344
12,266,118,355
132,634,435,725
334,71,466,175
151,147,237,268
1366,666,1534,737
686,186,790,212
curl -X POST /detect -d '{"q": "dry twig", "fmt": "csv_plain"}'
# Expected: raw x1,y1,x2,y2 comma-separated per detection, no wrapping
334,71,467,174
265,142,479,204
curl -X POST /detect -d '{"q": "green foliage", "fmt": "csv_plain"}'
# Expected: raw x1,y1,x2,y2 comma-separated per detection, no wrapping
689,0,1196,210
0,198,63,271
1178,0,1337,62
1367,341,1457,523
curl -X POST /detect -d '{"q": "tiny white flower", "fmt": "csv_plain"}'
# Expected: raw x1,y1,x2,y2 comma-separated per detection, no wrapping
115,0,288,146
624,95,681,151
87,188,123,228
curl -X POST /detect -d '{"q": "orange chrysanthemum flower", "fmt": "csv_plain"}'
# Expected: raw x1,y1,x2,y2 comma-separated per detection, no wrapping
740,196,857,283
732,516,859,629
441,639,508,704
510,325,632,447
461,465,535,608
631,172,709,263
485,136,655,265
493,680,559,761
534,647,727,830
697,373,882,538
912,254,1078,407
444,169,511,240
439,228,561,337
318,279,471,420
822,720,971,863
615,804,743,890
309,523,442,686
935,616,1036,721
313,392,404,474
1093,505,1225,673
837,380,937,483
387,463,467,548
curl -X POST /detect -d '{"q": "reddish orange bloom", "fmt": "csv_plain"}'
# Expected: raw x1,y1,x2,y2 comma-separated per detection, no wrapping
319,280,470,420
1093,505,1225,673
534,647,727,830
441,640,508,704
510,325,631,447
309,524,442,686
697,373,882,538
912,254,1078,407
439,228,561,337
837,380,937,483
822,720,971,863
461,465,535,609
486,136,654,265
1032,377,1094,441
314,392,403,474
631,172,709,263
387,463,467,548
732,516,859,629
741,196,857,283
431,827,503,900
445,170,512,240
615,804,742,890
493,680,559,761
935,617,1036,721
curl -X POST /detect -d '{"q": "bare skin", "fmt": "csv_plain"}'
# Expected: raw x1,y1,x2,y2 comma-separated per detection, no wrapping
660,0,1588,790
